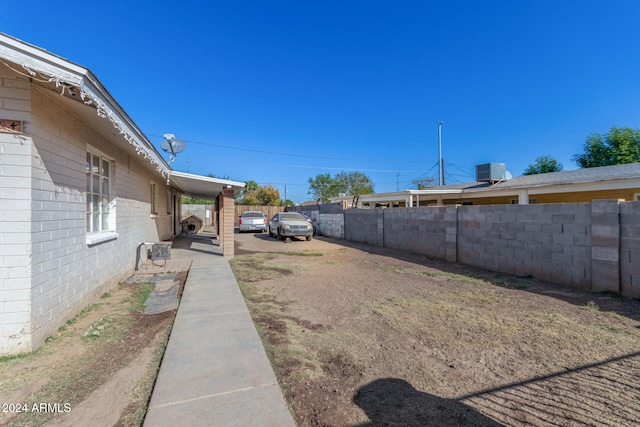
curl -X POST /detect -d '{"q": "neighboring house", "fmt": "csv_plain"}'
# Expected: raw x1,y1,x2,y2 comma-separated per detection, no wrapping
0,33,244,355
330,162,640,208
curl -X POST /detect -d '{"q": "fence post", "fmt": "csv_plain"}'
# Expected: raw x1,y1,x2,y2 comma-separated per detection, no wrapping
445,205,458,263
591,200,621,293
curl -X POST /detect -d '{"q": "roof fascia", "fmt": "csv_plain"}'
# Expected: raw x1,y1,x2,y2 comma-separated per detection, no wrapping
170,170,246,189
0,33,171,179
330,188,463,203
525,178,640,195
461,177,640,197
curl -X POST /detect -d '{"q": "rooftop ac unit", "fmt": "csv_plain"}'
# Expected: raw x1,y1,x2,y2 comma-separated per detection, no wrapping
476,163,506,183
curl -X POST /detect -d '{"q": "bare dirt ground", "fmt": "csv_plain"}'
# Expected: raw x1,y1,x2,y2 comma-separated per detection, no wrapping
232,232,640,427
0,277,180,427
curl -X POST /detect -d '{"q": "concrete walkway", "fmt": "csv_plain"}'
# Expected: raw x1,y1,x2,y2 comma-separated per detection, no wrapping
144,233,296,427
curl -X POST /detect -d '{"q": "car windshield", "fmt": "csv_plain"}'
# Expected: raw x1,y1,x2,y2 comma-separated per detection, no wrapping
242,212,264,218
280,213,306,220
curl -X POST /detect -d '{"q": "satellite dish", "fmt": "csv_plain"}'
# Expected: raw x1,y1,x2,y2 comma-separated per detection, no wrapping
161,134,187,163
505,171,513,180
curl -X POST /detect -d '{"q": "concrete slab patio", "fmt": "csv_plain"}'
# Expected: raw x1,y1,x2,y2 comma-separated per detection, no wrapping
144,232,295,427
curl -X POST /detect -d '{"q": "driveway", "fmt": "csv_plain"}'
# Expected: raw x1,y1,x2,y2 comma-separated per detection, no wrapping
234,228,337,255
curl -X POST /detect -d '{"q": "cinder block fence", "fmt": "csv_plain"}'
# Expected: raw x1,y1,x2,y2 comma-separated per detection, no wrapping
296,200,640,298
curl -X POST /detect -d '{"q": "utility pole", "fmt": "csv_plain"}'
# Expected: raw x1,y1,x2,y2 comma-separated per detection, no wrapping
437,121,444,186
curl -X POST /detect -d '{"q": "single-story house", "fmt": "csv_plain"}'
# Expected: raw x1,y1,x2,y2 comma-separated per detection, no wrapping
330,162,640,208
0,33,244,355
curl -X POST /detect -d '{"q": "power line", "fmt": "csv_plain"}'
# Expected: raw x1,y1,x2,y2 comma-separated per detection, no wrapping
147,133,435,164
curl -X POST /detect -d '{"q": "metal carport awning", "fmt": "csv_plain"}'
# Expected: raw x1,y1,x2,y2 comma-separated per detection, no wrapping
170,171,245,200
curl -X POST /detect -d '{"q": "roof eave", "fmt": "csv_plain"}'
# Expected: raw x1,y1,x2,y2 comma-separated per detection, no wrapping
0,32,171,179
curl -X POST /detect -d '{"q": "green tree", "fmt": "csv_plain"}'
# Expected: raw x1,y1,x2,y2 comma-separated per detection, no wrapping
235,180,259,204
523,155,563,175
307,173,338,202
307,172,374,202
334,171,375,197
181,195,215,205
236,181,282,206
573,126,640,168
255,185,281,206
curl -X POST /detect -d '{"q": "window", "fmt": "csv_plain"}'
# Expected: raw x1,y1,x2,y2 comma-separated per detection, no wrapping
151,183,158,215
166,190,172,214
86,152,114,233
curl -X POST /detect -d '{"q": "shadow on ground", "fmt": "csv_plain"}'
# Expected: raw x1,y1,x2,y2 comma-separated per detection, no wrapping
353,378,503,426
353,350,640,427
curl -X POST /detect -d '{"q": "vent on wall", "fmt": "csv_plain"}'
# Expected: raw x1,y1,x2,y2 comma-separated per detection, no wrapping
476,163,507,183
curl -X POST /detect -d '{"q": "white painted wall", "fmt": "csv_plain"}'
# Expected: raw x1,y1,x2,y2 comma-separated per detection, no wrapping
0,72,33,354
0,67,175,355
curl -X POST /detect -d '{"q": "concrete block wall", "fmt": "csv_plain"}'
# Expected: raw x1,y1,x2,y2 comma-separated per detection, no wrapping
314,200,638,297
0,133,33,354
318,203,344,238
0,70,33,354
1,72,175,355
345,209,384,247
383,207,448,259
456,203,592,287
29,87,91,349
318,213,344,239
445,205,458,263
619,201,640,298
289,203,345,238
590,200,620,294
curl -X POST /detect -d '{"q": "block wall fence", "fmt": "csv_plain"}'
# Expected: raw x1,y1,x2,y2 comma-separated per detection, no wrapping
296,200,640,298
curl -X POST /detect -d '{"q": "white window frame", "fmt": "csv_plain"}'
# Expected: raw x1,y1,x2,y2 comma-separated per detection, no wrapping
86,149,118,245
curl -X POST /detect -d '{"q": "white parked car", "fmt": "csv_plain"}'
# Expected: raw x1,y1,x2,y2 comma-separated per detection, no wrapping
238,211,267,233
268,212,314,241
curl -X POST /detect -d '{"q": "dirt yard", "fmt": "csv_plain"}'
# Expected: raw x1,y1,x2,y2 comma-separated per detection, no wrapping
232,232,640,426
0,277,180,427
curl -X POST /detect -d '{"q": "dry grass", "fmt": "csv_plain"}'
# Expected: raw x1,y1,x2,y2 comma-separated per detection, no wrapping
0,282,172,427
231,243,640,426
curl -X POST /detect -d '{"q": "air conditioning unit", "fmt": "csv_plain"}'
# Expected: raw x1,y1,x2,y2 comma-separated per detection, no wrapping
151,242,171,260
476,163,507,183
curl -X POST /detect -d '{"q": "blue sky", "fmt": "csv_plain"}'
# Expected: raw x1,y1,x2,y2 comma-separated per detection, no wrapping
4,1,640,203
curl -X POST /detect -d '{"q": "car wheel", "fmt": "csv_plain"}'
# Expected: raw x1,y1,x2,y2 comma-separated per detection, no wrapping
306,235,312,241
